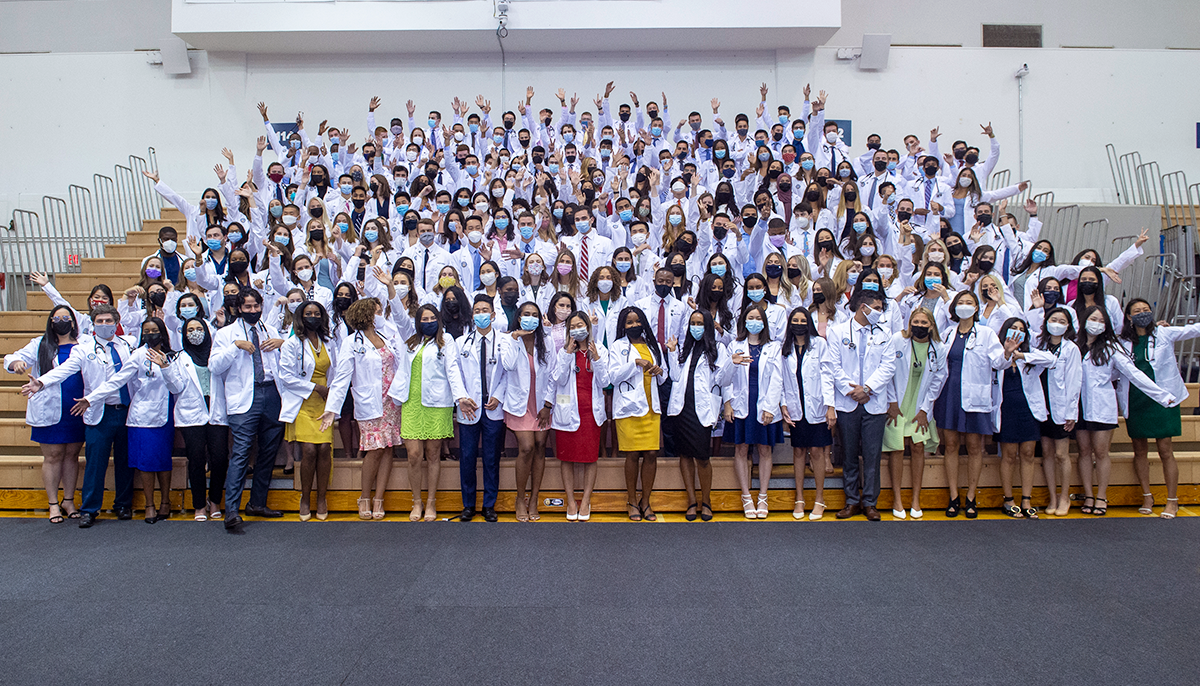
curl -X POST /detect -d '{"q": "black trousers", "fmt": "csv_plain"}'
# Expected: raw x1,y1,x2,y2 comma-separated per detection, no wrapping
180,423,229,510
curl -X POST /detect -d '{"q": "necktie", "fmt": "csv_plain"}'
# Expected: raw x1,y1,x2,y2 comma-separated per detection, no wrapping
249,325,264,384
423,248,430,290
108,342,130,406
657,299,667,354
580,236,589,278
924,180,933,210
868,177,878,208
479,335,489,400
275,184,283,205
1001,242,1010,278
803,230,810,256
473,249,482,290
715,240,722,255
857,326,867,386
523,241,532,254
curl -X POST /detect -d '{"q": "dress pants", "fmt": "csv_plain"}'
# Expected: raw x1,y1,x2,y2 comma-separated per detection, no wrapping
836,405,886,507
181,423,229,510
459,416,504,509
81,404,132,515
225,383,285,516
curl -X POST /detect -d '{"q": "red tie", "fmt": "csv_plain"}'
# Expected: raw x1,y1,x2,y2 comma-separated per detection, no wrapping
657,299,667,353
580,236,589,278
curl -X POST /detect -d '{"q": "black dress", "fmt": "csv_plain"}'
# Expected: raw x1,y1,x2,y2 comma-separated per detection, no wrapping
674,353,712,460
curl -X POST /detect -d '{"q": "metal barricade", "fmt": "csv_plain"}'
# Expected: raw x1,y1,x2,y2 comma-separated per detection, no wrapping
42,197,86,274
1119,151,1145,204
1117,252,1179,313
1138,161,1163,209
988,169,1011,192
1172,312,1200,383
1160,171,1195,233
1106,144,1124,203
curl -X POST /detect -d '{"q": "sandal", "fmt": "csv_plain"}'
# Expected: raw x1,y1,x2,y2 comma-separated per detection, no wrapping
964,497,978,519
194,508,209,522
641,503,657,521
358,497,373,520
756,494,768,519
208,502,222,520
61,498,79,519
1001,497,1023,518
1021,496,1038,519
48,502,64,524
421,500,435,522
808,502,826,520
684,503,698,521
945,496,961,518
1091,498,1107,516
375,498,388,520
1138,493,1154,515
792,500,806,520
627,501,642,522
741,494,756,520
1079,496,1095,515
699,502,713,521
1162,497,1179,519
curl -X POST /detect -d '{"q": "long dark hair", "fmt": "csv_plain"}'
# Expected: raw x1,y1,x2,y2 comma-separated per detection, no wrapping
780,306,817,357
1011,238,1056,276
508,301,548,365
293,301,331,341
331,282,358,330
1119,297,1155,345
87,284,114,313
1076,305,1120,366
39,305,78,375
1037,306,1076,350
181,317,213,366
440,286,470,339
998,316,1030,355
406,304,447,350
1072,265,1106,325
696,273,734,333
679,309,719,370
616,306,661,365
736,304,771,342
140,316,173,352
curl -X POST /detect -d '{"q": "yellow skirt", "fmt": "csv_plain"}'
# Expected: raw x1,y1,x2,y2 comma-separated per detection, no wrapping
616,342,660,451
286,341,334,445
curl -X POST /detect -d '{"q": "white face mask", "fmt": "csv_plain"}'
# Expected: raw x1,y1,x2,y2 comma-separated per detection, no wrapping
859,245,875,257
795,216,811,229
958,177,972,188
295,268,313,282
287,301,302,313
631,232,648,246
282,215,298,226
374,314,388,330
597,279,614,293
1047,321,1069,337
672,182,686,193
406,150,418,161
161,240,177,253
454,131,465,142
877,267,894,281
1085,320,1106,336
396,285,410,299
864,307,883,325
928,251,944,263
480,272,497,286
474,202,489,214
955,304,977,319
1078,258,1094,268
491,187,505,198
413,137,424,147
825,131,838,144
468,231,484,245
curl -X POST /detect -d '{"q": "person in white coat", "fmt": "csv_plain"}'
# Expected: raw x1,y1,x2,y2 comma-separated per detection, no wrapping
1119,298,1200,519
320,298,405,520
1075,305,1177,517
489,301,554,522
721,307,783,519
932,291,1014,519
454,296,506,522
608,306,668,521
779,307,837,520
667,310,730,522
209,289,287,530
551,312,609,521
4,306,85,522
75,317,182,523
20,304,136,527
276,302,337,521
1033,308,1082,517
882,308,947,521
170,317,228,522
824,289,897,520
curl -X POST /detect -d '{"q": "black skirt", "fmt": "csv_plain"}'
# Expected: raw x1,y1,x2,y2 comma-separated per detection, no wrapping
673,355,712,460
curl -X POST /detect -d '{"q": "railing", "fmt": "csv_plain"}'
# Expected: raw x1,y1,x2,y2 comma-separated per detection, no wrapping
988,169,1011,191
1,147,162,311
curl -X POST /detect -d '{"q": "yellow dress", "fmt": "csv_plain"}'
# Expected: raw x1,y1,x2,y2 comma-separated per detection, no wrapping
287,340,333,445
616,343,661,451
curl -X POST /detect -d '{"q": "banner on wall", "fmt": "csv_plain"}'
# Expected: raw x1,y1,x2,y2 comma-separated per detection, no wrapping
828,119,852,146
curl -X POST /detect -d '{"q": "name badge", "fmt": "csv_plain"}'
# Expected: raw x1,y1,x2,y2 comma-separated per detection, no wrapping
556,394,573,407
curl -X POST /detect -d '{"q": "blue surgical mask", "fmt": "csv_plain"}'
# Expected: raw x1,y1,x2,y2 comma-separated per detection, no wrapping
469,123,479,133
182,269,197,283
779,115,789,125
689,325,705,340
1031,249,1048,264
614,260,632,273
205,238,223,252
465,165,478,176
801,159,814,171
520,315,540,331
520,225,535,240
619,209,633,222
745,319,765,334
513,163,523,172
227,231,243,244
563,133,575,143
747,288,765,302
847,272,859,286
204,198,217,210
180,305,198,320
668,214,682,226
493,135,503,145
862,281,879,292
553,208,564,219
457,197,470,207
838,168,851,179
853,221,868,234
336,222,349,233
396,203,410,215
428,118,437,129
710,264,726,278
924,276,940,290
715,149,726,159
436,203,451,214
275,235,290,247
886,161,897,171
364,230,378,243
474,313,492,329
270,205,283,218
290,140,301,150
651,127,663,137
340,184,353,195
793,129,805,139
577,220,590,233
495,217,510,230
548,163,560,174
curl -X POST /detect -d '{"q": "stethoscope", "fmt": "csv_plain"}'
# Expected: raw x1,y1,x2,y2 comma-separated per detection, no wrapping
85,336,129,366
460,330,497,367
617,340,654,393
842,323,886,350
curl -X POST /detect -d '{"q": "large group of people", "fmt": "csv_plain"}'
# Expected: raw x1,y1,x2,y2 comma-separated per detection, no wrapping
5,83,1190,530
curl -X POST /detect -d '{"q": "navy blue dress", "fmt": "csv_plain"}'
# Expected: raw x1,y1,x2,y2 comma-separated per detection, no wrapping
933,329,995,434
997,366,1041,443
30,344,85,445
723,343,784,447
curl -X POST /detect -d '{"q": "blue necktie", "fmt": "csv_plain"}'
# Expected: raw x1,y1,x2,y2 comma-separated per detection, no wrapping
109,342,130,406
473,249,482,290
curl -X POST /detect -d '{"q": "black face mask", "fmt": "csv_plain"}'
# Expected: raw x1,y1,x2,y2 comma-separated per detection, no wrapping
976,214,992,227
542,117,552,127
647,110,659,120
767,169,781,180
873,159,888,172
230,261,249,275
148,291,166,307
302,316,322,331
311,175,327,186
310,207,324,219
369,182,379,194
844,191,857,202
805,190,821,202
710,289,724,300
817,239,835,253
675,239,694,256
566,155,577,164
965,152,979,164
333,296,353,312
352,198,366,209
791,323,809,338
532,155,544,165
778,182,792,192
443,299,460,315
953,149,966,160
772,132,783,142
713,224,728,240
655,283,672,298
669,263,686,277
977,259,995,273
811,292,826,306
764,264,783,279
500,292,519,307
51,319,73,335
948,243,965,256
619,112,631,122
1079,281,1100,296
504,119,515,130
223,294,239,310
787,267,801,280
743,215,757,228
141,333,163,349
910,325,929,340
897,210,912,222
625,324,643,339
924,165,939,177
1042,290,1061,307
240,310,261,325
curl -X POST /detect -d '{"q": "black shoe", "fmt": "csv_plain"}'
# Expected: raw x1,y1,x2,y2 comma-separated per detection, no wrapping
459,508,476,522
244,506,283,518
224,515,243,531
114,507,133,521
78,512,98,528
482,507,498,522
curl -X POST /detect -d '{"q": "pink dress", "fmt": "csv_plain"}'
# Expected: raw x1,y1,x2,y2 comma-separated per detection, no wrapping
504,352,542,432
359,346,402,450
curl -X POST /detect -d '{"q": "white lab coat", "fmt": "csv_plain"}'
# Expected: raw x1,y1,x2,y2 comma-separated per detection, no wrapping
779,336,836,424
5,336,71,428
942,324,1009,414
209,319,283,417
721,338,783,422
1032,336,1083,426
85,347,186,428
992,348,1057,432
883,333,950,419
1080,346,1176,424
824,319,897,414
489,334,555,417
454,327,505,425
324,330,405,421
161,353,220,427
31,334,136,426
608,337,667,419
276,334,339,424
387,336,470,409
550,342,610,431
1118,323,1200,407
666,343,731,427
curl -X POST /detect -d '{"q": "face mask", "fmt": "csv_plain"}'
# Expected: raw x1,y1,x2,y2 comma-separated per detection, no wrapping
49,317,73,336
519,315,539,332
223,294,239,310
737,128,748,137
651,127,663,137
1043,290,1061,306
141,332,164,349
618,209,634,223
896,210,912,222
860,245,877,257
183,267,198,282
284,301,301,314
887,161,898,171
420,320,439,337
292,266,313,282
519,225,535,240
1046,321,1069,337
713,224,729,240
181,328,206,347
977,259,994,273
872,159,888,173
817,239,835,253
715,149,727,159
655,283,672,298
862,280,881,292
463,312,490,331
745,319,765,335
439,276,457,289
527,262,544,276
452,131,465,143
924,165,939,177
825,131,838,144
764,264,783,278
864,308,883,326
743,215,757,229
747,288,765,302
1078,258,1094,268
843,189,857,200
667,263,685,278
563,326,587,342
758,152,771,162
145,267,162,280
800,159,816,172
811,292,826,307
1079,281,1100,296
957,177,973,189
955,304,977,320
552,208,564,219
853,221,868,234
924,276,941,290
965,152,979,165
767,233,787,248
928,251,944,263
1031,249,1048,264
631,232,648,246
1130,311,1154,329
470,270,494,288
241,310,262,325
463,230,482,246
204,198,218,211
556,263,573,276
847,272,859,286
1085,320,1106,336
310,207,324,219
419,232,436,246
577,220,591,234
614,261,631,273
180,305,199,320
444,299,463,316
396,285,410,299
976,214,992,226
278,213,298,227
905,324,929,341
778,182,793,193
158,239,178,254
93,323,117,340
360,229,379,244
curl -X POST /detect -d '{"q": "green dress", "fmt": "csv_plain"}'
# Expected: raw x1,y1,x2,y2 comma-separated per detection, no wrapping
400,343,455,440
1127,335,1181,439
882,340,940,452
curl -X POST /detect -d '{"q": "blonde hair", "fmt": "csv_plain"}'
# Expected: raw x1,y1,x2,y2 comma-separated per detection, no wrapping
902,307,942,342
836,182,862,220
788,254,813,299
832,259,860,296
662,204,688,249
976,273,1007,307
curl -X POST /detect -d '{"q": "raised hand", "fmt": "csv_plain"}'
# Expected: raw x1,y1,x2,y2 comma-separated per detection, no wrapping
213,164,227,184
1025,198,1038,215
556,88,566,104
369,96,381,112
29,271,49,287
981,122,994,137
406,99,416,117
257,101,269,121
317,120,328,136
569,93,579,111
604,81,615,98
525,85,535,104
141,169,160,183
711,97,720,114
256,136,267,155
629,91,639,108
930,126,941,142
803,83,811,100
1135,227,1150,248
759,82,768,100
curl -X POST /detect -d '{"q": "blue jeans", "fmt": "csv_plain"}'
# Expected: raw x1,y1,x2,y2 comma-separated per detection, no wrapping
225,383,284,516
459,416,504,509
81,404,132,515
837,406,886,507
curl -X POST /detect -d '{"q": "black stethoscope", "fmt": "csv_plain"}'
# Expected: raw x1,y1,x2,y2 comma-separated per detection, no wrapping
460,330,497,367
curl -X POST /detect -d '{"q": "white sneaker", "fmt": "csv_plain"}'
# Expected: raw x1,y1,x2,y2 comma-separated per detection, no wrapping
910,507,923,520
892,508,907,520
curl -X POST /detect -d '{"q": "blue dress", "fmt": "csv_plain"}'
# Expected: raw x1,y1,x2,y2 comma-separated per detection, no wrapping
31,344,86,445
723,343,784,447
933,330,995,434
128,395,175,472
997,366,1041,443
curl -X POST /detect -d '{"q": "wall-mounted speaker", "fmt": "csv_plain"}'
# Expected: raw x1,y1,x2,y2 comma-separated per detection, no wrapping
859,34,892,71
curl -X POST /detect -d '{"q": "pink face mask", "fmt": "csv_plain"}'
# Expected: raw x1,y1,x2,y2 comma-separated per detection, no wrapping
769,234,787,247
557,263,573,275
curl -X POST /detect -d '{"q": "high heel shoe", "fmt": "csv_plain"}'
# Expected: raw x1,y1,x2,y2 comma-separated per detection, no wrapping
357,498,372,520
741,494,756,519
792,500,805,520
808,502,826,520
373,498,386,520
756,494,768,519
699,502,713,521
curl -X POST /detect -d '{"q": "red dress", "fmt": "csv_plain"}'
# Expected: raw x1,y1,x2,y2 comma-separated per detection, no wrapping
557,351,601,464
